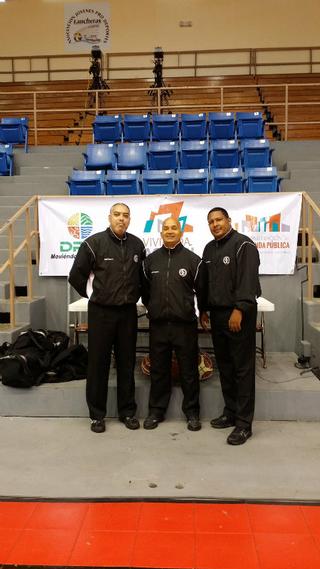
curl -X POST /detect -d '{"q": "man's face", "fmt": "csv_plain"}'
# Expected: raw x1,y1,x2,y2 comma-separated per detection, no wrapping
109,204,130,237
161,217,182,248
208,210,232,240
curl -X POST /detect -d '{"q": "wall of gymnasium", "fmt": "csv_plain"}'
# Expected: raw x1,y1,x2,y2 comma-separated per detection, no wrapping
1,0,320,57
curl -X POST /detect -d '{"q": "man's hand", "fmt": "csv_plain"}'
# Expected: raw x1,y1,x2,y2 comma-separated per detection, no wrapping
200,311,210,331
228,308,242,332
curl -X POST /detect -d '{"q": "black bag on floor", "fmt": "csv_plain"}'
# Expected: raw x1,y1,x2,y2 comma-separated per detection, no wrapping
0,329,70,388
45,344,88,382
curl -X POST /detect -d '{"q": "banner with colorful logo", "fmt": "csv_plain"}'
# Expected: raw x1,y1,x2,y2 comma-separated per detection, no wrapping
38,193,302,276
64,3,111,52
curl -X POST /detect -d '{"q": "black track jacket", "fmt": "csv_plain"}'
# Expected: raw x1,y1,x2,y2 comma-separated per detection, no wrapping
68,227,145,306
142,242,206,323
202,228,261,313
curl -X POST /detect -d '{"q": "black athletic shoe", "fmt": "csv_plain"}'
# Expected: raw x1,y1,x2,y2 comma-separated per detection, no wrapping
143,415,163,430
120,416,140,430
210,414,235,429
187,417,202,431
90,419,105,433
227,426,252,445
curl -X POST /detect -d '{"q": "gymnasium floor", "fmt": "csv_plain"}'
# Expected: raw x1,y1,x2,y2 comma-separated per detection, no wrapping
0,416,320,568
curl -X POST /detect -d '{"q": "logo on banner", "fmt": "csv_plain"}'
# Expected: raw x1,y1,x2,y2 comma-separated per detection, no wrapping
143,202,193,233
241,212,290,233
240,212,291,251
67,212,93,239
59,212,93,254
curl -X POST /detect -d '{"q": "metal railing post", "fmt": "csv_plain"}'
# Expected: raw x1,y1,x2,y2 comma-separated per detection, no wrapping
307,204,313,300
8,225,15,326
25,208,33,299
284,84,289,141
301,194,306,263
33,92,38,147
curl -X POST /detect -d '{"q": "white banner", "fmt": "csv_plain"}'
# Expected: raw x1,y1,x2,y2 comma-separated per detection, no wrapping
64,3,111,52
38,193,302,276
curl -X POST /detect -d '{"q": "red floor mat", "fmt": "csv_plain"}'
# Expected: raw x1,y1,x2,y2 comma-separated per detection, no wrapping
0,501,320,568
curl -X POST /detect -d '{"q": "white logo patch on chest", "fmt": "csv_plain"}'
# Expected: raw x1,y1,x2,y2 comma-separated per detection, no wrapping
223,256,230,265
133,255,139,263
179,268,187,277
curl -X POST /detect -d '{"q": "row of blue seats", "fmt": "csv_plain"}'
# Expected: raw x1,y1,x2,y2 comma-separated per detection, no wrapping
67,167,281,196
93,112,265,143
0,118,29,153
0,143,14,176
83,140,273,172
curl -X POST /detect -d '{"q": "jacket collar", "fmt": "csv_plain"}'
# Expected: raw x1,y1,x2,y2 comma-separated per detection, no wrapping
107,226,128,242
162,241,183,254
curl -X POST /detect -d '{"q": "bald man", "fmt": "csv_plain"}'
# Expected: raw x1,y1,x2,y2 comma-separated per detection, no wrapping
69,203,145,433
142,217,206,431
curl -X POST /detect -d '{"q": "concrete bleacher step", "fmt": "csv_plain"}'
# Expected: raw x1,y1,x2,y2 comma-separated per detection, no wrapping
0,180,67,196
0,196,29,207
0,352,319,420
285,160,320,170
18,166,74,177
0,296,46,325
0,323,29,344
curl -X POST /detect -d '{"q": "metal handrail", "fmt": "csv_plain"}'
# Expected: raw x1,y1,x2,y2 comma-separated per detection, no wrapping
1,46,320,81
0,196,39,327
1,80,320,141
300,192,320,300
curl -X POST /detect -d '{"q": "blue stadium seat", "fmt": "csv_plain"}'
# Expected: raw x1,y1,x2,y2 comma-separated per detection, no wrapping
148,141,178,170
236,112,264,139
0,143,13,176
83,143,116,171
246,167,279,192
181,113,207,140
67,170,105,195
240,139,272,169
180,140,208,169
208,112,235,140
152,114,179,141
106,170,140,195
123,114,151,142
0,117,29,152
116,143,147,170
177,169,209,194
92,115,122,143
211,168,244,194
142,170,175,194
210,140,239,169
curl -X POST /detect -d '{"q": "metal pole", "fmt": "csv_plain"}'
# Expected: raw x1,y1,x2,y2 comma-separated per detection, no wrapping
307,204,313,300
8,225,15,326
284,84,288,141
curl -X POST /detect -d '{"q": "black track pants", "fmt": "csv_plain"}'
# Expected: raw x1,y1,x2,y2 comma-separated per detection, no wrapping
87,302,138,420
210,305,257,428
148,320,200,419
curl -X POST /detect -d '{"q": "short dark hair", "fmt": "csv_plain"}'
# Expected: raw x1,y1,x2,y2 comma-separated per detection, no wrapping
207,207,229,220
110,203,130,214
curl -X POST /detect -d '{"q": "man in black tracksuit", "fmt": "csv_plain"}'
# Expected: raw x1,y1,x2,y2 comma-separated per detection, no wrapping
69,203,145,433
201,207,261,445
142,216,205,432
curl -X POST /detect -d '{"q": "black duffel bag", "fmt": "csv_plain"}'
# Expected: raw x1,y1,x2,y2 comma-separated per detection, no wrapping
0,329,69,388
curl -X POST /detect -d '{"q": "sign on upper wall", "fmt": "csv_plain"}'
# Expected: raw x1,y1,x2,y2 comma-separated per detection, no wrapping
64,3,111,52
